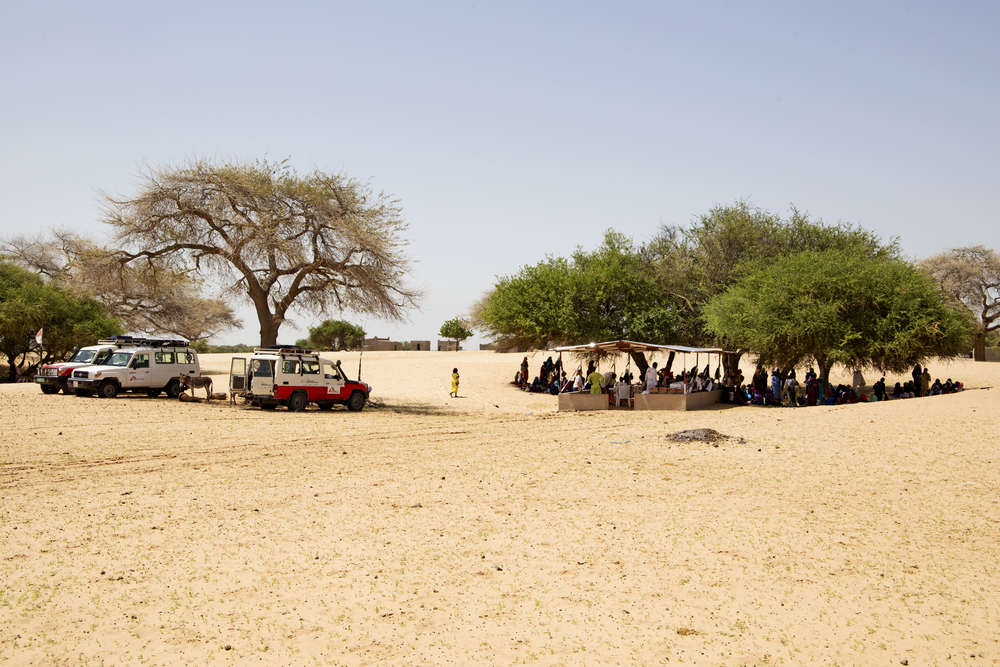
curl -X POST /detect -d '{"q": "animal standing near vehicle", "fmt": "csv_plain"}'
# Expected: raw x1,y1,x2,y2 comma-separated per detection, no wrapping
179,374,214,400
229,346,371,412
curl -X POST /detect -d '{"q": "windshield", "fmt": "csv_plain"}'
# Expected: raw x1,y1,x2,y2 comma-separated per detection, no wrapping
106,351,134,367
70,349,98,364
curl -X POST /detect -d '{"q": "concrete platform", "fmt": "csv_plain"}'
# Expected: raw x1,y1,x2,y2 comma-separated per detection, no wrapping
557,392,609,411
633,389,723,411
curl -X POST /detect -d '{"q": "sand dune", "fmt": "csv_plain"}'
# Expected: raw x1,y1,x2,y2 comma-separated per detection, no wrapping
2,351,998,665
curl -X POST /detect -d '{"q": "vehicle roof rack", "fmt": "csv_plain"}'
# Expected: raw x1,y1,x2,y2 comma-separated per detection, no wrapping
138,339,190,348
254,345,317,356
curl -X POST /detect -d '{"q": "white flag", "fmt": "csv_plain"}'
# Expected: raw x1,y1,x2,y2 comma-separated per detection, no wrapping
35,328,43,345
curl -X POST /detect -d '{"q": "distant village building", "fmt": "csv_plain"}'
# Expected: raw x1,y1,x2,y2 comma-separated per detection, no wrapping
362,336,402,351
437,340,462,352
409,340,431,351
479,343,497,351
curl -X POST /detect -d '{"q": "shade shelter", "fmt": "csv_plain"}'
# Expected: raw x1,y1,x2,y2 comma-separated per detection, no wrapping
551,340,727,411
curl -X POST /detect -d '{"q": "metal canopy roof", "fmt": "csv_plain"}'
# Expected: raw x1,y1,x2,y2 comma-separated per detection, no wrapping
551,340,725,354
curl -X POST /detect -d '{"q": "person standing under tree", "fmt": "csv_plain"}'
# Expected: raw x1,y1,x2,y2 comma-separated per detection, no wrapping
450,368,460,398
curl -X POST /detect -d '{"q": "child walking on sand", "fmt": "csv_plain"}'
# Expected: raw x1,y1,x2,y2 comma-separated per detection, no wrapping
450,368,460,398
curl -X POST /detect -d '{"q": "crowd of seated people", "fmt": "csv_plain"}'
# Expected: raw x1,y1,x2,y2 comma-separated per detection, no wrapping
512,359,968,406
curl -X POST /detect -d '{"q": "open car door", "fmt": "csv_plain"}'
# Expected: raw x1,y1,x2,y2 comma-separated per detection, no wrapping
230,357,247,395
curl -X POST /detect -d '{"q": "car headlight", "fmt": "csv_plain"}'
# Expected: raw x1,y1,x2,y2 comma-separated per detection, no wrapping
94,372,102,378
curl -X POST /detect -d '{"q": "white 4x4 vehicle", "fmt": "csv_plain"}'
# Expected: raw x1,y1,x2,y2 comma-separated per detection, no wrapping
69,339,201,399
230,346,371,412
34,336,142,394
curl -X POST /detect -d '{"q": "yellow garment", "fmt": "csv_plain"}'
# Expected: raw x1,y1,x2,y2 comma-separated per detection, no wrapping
451,372,460,394
587,371,604,394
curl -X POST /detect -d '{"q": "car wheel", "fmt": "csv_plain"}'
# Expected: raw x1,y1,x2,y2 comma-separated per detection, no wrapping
347,391,366,412
165,380,182,399
62,385,74,395
261,403,277,410
74,389,93,397
146,389,162,397
40,384,60,395
287,392,308,412
98,380,119,399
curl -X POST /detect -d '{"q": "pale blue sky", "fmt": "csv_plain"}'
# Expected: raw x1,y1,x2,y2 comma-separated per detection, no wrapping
2,1,997,346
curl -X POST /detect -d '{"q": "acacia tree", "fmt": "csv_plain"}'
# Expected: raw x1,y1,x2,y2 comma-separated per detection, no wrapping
703,249,973,381
2,230,240,341
920,245,1000,361
101,158,422,346
439,317,473,351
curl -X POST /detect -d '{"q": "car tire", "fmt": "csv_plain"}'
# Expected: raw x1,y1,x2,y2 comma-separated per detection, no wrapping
40,384,60,395
165,380,182,399
347,391,366,412
146,389,162,397
62,385,74,395
98,380,119,399
287,392,308,413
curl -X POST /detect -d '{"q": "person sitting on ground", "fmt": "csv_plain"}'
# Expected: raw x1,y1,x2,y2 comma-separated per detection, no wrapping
771,370,782,405
942,378,954,393
954,380,964,392
528,376,544,393
931,378,942,395
892,382,902,398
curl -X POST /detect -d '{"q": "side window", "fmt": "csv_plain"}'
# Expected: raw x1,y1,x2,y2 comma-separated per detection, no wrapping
95,351,111,364
133,354,150,369
322,364,342,380
282,360,300,375
154,352,175,364
178,352,196,365
302,361,320,375
250,359,273,377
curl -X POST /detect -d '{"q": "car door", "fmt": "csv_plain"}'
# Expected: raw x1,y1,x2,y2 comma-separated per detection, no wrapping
126,353,150,388
322,362,346,399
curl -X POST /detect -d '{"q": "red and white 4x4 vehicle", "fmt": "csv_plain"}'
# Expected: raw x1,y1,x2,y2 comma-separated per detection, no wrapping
34,336,143,394
230,346,371,412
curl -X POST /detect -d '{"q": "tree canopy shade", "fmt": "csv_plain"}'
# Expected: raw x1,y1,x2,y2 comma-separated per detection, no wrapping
920,246,1000,361
307,319,366,351
477,231,678,356
0,262,123,381
102,158,422,346
439,317,473,350
702,249,974,382
648,200,900,348
1,230,240,342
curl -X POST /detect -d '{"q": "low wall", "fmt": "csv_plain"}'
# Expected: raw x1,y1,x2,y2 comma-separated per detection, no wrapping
986,347,999,362
633,389,723,411
558,392,609,411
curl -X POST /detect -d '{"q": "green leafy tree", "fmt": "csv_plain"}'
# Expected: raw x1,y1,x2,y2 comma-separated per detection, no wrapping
648,200,899,379
307,319,366,350
477,231,678,373
0,263,123,381
99,157,422,346
920,245,1000,361
703,249,974,381
439,317,473,351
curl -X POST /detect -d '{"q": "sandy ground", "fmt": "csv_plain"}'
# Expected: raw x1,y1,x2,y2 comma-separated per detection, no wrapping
2,350,998,666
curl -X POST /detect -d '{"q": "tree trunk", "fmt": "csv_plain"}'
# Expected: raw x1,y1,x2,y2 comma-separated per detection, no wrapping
258,315,282,347
722,351,743,385
974,330,986,362
665,351,675,373
629,351,649,377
